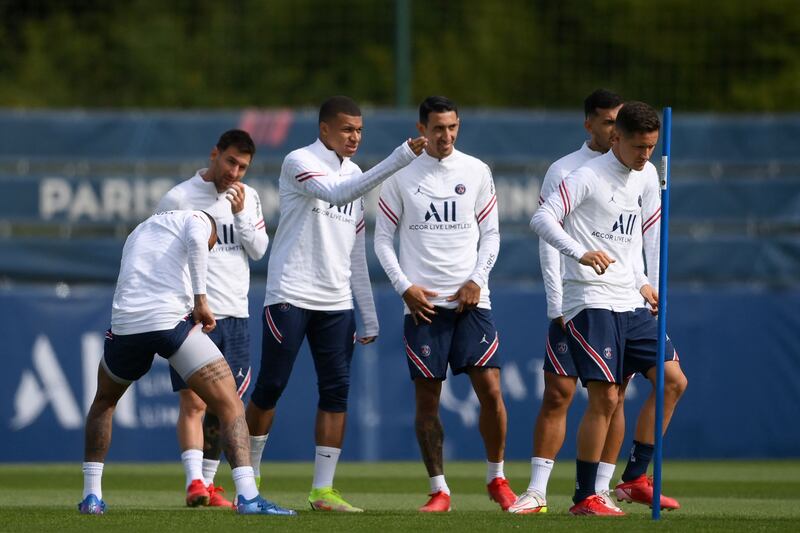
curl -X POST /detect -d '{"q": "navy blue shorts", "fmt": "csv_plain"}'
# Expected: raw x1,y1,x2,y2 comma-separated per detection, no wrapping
170,317,252,397
250,303,356,412
403,307,500,380
543,319,577,377
566,308,678,387
104,317,195,384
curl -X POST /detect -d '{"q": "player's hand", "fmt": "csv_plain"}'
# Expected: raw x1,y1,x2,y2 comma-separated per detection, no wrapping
357,336,377,345
446,280,480,313
579,250,615,275
224,182,245,214
406,136,428,156
640,284,659,315
403,284,438,325
192,294,216,333
554,316,566,331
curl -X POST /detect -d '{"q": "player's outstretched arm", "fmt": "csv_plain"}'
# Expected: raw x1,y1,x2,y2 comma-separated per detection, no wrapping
290,137,426,206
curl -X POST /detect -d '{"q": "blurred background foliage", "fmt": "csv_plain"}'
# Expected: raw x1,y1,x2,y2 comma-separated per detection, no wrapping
0,0,797,110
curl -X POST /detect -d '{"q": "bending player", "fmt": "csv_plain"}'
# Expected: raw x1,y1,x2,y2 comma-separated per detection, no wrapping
530,101,687,516
78,210,294,516
374,96,516,513
156,129,266,508
245,95,427,512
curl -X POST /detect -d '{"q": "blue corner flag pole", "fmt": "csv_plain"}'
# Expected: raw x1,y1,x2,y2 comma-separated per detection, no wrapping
653,107,672,520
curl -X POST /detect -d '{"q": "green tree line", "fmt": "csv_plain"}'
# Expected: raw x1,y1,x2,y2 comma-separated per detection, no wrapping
0,0,797,110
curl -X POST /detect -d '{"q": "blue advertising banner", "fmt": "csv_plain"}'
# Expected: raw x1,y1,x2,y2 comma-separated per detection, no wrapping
2,284,799,462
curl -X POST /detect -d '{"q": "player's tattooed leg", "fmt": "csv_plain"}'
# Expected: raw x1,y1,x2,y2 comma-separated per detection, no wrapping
221,414,250,468
416,413,444,476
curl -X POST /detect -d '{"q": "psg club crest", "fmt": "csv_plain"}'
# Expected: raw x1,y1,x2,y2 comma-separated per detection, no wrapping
455,184,466,195
603,347,613,359
278,303,290,312
556,342,568,354
421,345,431,357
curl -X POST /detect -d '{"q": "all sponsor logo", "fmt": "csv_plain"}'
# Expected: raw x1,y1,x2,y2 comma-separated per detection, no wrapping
612,213,637,235
425,201,457,222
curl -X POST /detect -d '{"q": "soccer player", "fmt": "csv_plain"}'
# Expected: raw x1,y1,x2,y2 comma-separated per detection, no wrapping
155,130,266,508
511,89,628,513
78,210,294,516
530,101,687,516
245,95,427,513
374,96,516,513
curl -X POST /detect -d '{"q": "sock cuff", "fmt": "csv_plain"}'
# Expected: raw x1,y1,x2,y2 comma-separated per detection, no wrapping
231,466,254,480
316,446,341,456
532,457,555,468
82,462,104,472
633,440,655,451
250,434,269,444
202,458,221,467
181,449,203,460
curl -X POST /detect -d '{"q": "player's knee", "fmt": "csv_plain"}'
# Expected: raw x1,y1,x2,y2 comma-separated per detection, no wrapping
665,369,688,400
179,392,207,418
541,383,574,412
588,385,619,415
250,376,289,411
318,380,349,412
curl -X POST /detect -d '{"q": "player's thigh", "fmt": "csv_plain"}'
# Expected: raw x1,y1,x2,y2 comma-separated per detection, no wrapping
543,319,578,378
306,309,356,385
565,309,625,387
259,303,308,383
403,309,455,380
450,307,501,375
165,321,227,386
623,308,679,378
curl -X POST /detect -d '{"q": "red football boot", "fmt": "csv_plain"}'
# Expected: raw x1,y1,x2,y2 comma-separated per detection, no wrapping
615,475,680,510
569,494,626,516
419,491,451,512
487,477,517,511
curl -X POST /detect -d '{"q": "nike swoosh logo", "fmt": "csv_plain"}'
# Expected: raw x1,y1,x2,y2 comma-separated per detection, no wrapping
318,453,332,458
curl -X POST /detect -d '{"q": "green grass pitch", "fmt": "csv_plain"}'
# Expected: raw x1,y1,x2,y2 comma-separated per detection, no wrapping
3,460,800,532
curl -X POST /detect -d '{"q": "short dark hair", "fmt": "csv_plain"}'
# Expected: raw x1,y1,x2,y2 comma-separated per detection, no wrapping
419,96,458,125
615,101,661,136
216,129,255,156
319,96,361,124
584,89,624,118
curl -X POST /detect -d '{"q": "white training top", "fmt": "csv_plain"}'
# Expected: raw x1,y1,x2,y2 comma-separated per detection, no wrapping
264,139,417,337
531,150,662,322
537,142,604,319
155,171,268,319
374,149,500,312
111,210,213,335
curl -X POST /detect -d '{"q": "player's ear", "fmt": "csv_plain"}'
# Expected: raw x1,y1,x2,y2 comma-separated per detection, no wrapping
210,146,219,161
319,120,330,139
416,122,426,137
